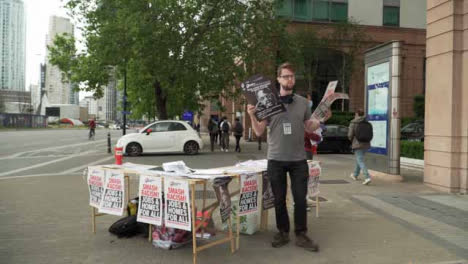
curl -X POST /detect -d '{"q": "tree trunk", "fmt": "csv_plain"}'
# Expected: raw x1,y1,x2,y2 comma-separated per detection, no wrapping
154,80,167,120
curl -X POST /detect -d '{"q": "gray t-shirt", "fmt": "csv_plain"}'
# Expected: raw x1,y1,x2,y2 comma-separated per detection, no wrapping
267,94,311,161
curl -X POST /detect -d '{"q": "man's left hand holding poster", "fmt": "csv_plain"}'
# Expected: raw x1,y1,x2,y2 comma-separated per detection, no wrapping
241,75,285,121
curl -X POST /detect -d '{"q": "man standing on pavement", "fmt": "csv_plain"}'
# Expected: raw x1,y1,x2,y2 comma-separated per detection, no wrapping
233,118,244,152
220,116,231,152
348,109,372,185
247,62,322,252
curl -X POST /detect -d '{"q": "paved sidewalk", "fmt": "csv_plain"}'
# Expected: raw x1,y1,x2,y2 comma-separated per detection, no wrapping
0,134,467,264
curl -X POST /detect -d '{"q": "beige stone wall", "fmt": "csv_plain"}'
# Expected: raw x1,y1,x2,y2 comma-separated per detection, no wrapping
424,0,468,192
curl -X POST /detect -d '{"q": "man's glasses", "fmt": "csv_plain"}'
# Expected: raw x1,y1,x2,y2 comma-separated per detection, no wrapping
280,75,295,80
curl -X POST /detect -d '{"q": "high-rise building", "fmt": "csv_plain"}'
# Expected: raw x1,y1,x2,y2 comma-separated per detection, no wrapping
0,0,26,91
44,15,78,105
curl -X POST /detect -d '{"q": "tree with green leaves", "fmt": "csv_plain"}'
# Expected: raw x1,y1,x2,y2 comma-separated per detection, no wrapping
276,19,368,109
48,0,283,120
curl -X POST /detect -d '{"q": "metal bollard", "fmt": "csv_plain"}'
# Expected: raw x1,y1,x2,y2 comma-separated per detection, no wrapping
107,132,111,154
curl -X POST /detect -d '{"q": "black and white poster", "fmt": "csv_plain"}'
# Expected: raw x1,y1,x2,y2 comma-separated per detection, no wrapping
164,178,191,231
87,166,106,209
241,75,285,121
239,173,258,216
261,171,275,210
212,177,232,223
99,169,125,216
137,175,162,226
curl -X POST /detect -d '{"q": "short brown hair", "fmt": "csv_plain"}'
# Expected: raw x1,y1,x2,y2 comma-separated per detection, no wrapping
356,109,364,116
277,62,295,77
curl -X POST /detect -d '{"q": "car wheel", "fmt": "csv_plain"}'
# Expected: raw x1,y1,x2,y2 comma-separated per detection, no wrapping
184,141,199,155
126,142,142,157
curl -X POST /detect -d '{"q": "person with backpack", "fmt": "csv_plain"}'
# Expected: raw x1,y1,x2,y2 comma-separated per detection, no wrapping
207,117,219,152
233,118,244,152
348,109,373,185
220,116,231,152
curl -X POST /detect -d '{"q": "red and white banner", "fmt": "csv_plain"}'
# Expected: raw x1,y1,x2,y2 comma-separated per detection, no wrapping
87,166,106,208
137,175,163,226
99,169,125,216
164,178,191,231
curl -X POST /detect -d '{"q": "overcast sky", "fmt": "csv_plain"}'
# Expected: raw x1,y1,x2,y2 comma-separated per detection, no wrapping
24,0,90,99
25,0,67,87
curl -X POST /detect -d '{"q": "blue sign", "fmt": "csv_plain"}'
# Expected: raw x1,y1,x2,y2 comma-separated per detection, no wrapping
366,62,389,155
181,111,193,122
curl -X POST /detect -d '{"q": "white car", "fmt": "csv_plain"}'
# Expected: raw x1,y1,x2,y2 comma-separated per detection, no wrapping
116,120,203,156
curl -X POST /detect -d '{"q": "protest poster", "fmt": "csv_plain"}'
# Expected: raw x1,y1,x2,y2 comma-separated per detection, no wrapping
164,178,192,231
241,75,285,121
311,81,349,122
239,173,258,216
99,169,125,216
261,171,275,210
212,177,232,223
87,166,106,208
137,175,163,226
307,162,321,197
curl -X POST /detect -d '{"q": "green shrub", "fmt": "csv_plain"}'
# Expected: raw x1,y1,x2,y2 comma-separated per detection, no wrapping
400,141,424,159
326,111,354,126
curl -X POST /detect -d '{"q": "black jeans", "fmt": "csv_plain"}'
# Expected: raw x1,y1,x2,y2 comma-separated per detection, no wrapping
235,135,241,152
267,159,308,235
209,133,216,151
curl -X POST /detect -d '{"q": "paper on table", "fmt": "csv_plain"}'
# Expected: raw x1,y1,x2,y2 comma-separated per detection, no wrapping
162,160,192,174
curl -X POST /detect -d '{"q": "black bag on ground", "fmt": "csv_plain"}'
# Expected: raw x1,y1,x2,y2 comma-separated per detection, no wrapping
108,215,148,238
355,120,373,142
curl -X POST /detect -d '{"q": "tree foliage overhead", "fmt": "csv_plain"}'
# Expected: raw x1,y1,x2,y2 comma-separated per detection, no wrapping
48,0,283,120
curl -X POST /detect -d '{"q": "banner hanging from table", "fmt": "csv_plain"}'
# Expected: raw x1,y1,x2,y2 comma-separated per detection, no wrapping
212,177,232,223
261,171,275,210
87,166,106,209
307,162,321,197
137,175,162,226
99,169,125,216
239,173,258,216
164,178,191,231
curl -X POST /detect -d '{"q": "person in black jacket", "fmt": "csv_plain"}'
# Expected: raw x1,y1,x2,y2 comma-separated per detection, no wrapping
233,118,244,152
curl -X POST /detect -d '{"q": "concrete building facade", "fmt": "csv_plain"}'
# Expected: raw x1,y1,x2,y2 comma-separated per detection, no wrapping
44,15,77,105
424,0,467,193
0,0,26,91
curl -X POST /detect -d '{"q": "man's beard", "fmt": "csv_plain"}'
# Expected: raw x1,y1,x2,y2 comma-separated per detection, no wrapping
282,84,294,91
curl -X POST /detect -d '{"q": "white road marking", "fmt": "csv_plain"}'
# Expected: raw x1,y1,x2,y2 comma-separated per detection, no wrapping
0,139,106,160
0,150,97,177
0,172,81,180
61,156,114,174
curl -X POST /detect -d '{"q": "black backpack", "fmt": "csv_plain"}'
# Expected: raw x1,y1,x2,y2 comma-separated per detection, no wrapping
355,120,373,142
221,121,229,132
108,215,148,238
234,122,243,134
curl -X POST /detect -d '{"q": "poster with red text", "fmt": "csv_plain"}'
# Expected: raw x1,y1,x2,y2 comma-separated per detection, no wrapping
239,173,258,216
137,175,162,226
99,169,125,216
164,178,191,231
87,166,106,208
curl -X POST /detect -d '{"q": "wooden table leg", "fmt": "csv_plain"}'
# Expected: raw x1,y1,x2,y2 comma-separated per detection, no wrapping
92,207,96,234
236,175,241,250
191,184,197,264
316,195,320,218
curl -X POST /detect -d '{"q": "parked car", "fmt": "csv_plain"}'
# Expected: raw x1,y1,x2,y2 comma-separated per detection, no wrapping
317,124,352,154
401,121,424,141
116,120,204,156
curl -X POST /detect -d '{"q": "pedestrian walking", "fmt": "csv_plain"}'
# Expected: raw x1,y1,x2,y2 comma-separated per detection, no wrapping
207,118,219,152
219,117,231,152
247,62,326,252
348,109,373,185
233,118,244,152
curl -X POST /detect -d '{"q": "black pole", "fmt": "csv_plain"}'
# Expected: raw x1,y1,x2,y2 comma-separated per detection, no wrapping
107,132,111,153
123,67,127,136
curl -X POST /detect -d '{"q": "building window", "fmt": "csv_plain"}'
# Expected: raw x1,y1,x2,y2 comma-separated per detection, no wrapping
383,0,400,27
330,0,348,22
277,0,347,23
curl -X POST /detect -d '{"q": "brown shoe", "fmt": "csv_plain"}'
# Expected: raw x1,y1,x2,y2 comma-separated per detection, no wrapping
271,232,290,248
296,233,319,252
